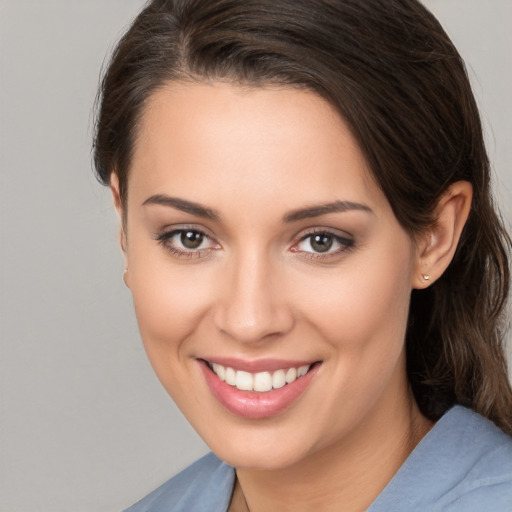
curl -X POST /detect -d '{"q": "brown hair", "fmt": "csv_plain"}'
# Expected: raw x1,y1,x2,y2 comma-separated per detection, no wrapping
93,0,512,433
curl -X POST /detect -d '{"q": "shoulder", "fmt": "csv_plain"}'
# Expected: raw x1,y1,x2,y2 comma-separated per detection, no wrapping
369,406,512,512
123,452,235,512
431,406,512,511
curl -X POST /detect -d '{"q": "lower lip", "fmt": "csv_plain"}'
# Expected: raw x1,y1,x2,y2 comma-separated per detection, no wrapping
199,361,320,419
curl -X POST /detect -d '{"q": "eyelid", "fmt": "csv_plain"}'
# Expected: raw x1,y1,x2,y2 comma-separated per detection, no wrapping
154,224,354,261
155,225,221,259
295,226,353,243
155,223,217,241
290,227,355,260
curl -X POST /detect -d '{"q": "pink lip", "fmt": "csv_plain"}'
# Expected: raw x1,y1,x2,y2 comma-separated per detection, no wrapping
198,359,320,419
201,356,315,373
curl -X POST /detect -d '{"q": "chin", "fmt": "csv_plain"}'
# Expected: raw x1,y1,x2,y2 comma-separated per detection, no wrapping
217,444,309,471
196,421,316,471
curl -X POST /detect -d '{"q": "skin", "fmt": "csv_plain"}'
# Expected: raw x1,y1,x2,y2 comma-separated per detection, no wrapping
112,82,472,512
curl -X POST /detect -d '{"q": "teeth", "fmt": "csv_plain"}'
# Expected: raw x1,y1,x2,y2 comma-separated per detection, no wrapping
253,372,272,392
285,367,297,383
298,365,309,377
272,369,286,389
235,371,253,391
212,363,225,381
210,363,311,392
225,366,236,386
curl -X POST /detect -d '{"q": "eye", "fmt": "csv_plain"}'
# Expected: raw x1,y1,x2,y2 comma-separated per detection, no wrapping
305,233,335,253
292,230,354,258
180,230,206,249
156,228,220,258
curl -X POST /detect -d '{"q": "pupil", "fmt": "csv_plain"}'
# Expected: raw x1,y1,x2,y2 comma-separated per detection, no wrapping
311,234,333,253
181,231,203,249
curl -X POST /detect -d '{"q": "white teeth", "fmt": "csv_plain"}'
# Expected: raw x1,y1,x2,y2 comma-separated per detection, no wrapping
225,367,236,386
212,363,225,381
298,365,309,377
209,362,312,392
272,369,286,389
285,367,297,383
235,371,253,391
253,372,273,392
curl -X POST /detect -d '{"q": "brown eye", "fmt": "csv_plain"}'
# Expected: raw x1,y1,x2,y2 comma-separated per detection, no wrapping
293,230,354,259
156,228,220,259
310,234,333,253
180,231,204,249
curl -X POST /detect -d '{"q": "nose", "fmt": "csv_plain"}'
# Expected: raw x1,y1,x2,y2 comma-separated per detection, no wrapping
213,249,294,344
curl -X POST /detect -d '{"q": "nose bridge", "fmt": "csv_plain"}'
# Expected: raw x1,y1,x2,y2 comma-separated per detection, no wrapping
214,245,293,343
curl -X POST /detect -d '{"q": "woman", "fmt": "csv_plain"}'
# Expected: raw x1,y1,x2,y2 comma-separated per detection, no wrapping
93,0,512,510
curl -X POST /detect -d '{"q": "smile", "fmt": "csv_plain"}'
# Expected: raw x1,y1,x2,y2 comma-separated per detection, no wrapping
207,362,311,392
199,358,321,419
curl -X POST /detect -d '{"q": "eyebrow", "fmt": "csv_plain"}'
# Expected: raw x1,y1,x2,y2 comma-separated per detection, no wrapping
142,194,372,223
283,201,373,222
142,194,220,220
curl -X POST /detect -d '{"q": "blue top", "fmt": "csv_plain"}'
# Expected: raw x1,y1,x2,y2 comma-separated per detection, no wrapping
124,406,512,511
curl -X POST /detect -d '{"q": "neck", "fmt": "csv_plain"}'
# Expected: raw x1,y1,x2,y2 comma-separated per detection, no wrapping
230,392,433,512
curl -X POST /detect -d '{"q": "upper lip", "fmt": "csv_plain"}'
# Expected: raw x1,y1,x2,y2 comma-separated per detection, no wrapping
200,357,319,373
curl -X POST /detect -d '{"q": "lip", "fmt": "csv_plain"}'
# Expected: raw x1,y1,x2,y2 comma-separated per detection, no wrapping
198,358,321,419
202,356,316,373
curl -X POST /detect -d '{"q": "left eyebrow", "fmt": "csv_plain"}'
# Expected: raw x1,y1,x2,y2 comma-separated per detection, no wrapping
142,194,220,220
283,201,373,223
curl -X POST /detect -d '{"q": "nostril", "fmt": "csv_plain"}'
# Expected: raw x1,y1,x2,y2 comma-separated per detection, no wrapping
211,263,296,344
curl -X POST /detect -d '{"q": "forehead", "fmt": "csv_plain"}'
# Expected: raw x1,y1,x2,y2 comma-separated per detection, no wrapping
128,81,387,214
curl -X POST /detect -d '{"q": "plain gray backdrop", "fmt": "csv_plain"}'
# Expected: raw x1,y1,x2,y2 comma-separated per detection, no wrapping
0,1,510,511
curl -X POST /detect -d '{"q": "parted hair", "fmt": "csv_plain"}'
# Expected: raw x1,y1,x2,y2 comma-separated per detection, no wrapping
93,0,512,434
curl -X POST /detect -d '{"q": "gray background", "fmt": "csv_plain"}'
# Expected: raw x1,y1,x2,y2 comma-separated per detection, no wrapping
0,1,510,511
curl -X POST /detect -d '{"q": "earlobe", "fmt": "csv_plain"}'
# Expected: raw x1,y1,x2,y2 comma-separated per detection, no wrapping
413,181,473,289
123,268,130,289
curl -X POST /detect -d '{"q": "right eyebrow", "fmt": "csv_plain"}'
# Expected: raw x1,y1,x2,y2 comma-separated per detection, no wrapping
282,200,373,223
142,194,220,221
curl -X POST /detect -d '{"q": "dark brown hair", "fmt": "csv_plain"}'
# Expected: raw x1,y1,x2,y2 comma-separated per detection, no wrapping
93,0,512,433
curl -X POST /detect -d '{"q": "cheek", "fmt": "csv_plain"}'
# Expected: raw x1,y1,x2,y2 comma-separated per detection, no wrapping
126,244,217,374
297,238,414,363
287,244,415,438
131,272,209,340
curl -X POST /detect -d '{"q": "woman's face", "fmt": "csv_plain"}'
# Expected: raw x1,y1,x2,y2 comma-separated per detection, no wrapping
120,82,423,470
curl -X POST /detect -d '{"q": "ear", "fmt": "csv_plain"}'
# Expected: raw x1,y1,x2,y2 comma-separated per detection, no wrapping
412,181,473,289
110,174,129,282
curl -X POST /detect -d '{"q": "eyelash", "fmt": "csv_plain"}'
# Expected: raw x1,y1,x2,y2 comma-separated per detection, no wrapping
292,229,355,261
155,227,355,261
155,228,219,259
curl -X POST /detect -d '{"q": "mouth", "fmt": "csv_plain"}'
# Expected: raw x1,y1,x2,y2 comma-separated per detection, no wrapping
204,360,314,392
198,358,322,419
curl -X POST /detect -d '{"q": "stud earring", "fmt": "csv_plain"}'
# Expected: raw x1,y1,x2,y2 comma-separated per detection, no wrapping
423,274,430,281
